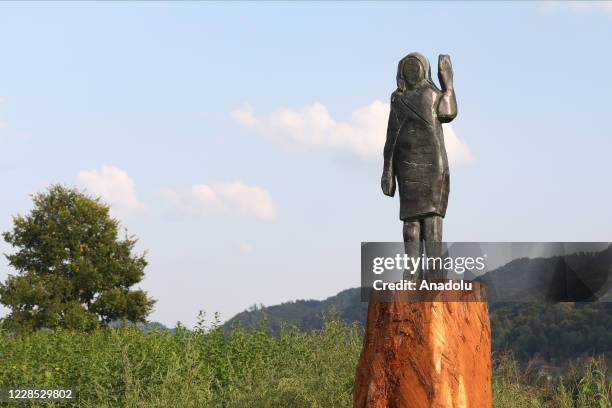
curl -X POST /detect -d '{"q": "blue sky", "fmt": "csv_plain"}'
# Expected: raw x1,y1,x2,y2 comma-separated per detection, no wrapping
1,2,611,327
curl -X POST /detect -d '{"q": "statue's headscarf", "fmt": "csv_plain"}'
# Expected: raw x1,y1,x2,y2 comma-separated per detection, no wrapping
395,52,435,94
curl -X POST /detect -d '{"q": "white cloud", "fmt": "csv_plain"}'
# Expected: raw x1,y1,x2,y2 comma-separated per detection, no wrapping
236,241,254,254
76,165,143,213
160,181,277,222
441,123,473,165
232,101,473,165
540,1,612,14
568,1,612,13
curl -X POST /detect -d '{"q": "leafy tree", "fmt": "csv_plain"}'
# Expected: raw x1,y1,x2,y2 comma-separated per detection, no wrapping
0,185,155,331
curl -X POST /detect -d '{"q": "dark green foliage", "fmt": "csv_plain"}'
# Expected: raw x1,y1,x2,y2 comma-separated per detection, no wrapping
1,185,155,332
228,288,612,364
490,303,612,362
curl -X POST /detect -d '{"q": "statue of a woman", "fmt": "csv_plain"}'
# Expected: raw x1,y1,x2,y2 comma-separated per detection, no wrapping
381,53,457,245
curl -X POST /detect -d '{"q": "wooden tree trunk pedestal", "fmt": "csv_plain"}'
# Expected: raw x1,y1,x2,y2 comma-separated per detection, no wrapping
354,283,492,408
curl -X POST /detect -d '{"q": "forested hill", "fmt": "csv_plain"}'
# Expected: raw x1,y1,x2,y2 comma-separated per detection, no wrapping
228,248,612,362
227,288,368,334
227,287,612,363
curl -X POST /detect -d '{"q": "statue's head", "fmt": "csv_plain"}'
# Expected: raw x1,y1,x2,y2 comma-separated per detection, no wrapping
397,53,432,91
402,58,424,87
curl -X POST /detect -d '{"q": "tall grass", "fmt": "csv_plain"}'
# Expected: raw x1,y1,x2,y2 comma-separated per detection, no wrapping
1,314,610,407
554,358,612,408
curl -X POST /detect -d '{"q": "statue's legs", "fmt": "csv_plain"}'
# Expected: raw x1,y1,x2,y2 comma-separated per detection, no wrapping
403,220,421,279
403,215,443,280
402,220,420,242
423,216,444,280
421,215,443,241
402,215,443,242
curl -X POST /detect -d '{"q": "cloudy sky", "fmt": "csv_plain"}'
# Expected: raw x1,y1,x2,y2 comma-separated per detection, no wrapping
1,2,611,327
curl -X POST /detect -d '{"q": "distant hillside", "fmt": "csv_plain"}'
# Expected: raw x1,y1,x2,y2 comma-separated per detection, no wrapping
227,249,612,363
228,287,612,362
110,320,175,334
477,244,612,303
227,288,368,333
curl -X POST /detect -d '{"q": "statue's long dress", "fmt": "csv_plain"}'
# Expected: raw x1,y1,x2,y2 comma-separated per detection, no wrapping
392,87,449,221
382,52,456,222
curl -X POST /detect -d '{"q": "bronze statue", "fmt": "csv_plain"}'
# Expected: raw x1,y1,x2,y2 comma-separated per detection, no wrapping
382,52,457,244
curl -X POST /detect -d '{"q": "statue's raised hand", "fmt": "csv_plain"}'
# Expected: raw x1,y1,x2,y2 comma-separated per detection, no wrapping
438,54,454,91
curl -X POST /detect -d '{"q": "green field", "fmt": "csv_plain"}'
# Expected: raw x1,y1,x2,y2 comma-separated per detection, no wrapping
1,315,610,408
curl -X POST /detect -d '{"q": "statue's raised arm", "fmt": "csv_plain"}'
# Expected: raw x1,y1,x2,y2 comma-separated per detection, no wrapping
437,54,457,123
